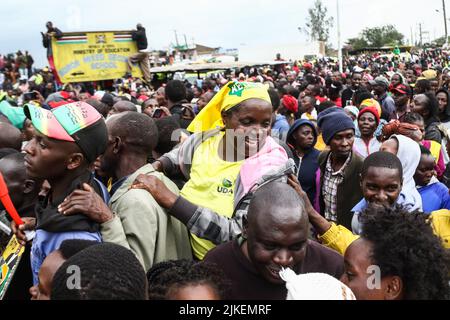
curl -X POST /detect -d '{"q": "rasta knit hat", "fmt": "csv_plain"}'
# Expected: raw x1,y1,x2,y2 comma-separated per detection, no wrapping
24,101,108,163
317,107,355,145
358,106,380,126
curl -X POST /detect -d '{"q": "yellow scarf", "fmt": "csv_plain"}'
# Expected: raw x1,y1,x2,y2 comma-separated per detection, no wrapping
187,81,271,132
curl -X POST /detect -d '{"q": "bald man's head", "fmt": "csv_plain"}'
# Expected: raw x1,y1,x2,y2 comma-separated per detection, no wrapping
244,181,309,284
107,112,158,155
0,122,22,151
109,101,137,116
246,181,307,226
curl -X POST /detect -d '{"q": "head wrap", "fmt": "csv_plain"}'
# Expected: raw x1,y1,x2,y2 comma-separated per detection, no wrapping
358,106,380,126
360,98,382,117
282,95,298,113
422,69,438,80
381,120,422,142
344,105,359,119
391,135,423,212
187,81,271,133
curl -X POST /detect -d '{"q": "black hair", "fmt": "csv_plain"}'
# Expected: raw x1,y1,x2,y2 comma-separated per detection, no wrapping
202,79,216,91
416,79,431,92
146,259,229,300
359,205,450,300
436,88,450,121
351,71,362,79
421,92,439,120
111,112,159,154
154,116,181,155
165,80,187,103
302,95,316,106
0,147,19,160
51,243,147,300
268,88,281,112
361,151,403,179
85,98,110,118
317,101,336,114
185,87,194,102
354,90,373,106
403,112,424,124
58,239,98,260
309,85,322,96
327,81,343,101
285,86,300,100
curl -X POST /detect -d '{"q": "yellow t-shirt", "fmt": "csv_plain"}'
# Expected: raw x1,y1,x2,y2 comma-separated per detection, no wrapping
180,132,243,260
315,134,327,151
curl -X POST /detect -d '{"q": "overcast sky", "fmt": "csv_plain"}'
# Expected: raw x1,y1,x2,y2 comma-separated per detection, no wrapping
1,0,448,67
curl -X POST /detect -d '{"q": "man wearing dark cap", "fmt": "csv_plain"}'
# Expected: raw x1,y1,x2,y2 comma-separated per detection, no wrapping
390,84,412,122
12,101,108,285
317,107,364,229
369,76,395,121
100,92,115,108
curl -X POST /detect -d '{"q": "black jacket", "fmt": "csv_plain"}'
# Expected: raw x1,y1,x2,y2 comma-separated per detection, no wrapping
132,28,148,50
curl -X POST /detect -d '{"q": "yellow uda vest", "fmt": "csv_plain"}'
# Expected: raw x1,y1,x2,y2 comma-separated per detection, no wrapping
180,132,243,260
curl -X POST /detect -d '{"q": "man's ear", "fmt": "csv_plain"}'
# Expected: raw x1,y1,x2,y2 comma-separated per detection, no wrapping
384,276,403,300
67,153,84,170
113,136,122,154
23,179,36,194
359,173,364,189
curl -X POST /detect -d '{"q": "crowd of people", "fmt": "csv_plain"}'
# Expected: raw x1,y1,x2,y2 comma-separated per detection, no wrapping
0,44,450,301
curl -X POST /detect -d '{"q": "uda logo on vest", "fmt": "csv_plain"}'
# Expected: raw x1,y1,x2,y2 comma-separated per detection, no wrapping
217,178,233,194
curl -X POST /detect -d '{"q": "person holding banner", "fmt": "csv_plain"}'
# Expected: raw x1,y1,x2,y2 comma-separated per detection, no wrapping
41,21,63,84
126,23,151,83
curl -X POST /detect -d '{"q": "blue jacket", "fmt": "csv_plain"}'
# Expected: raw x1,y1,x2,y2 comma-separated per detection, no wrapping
287,119,320,204
418,181,450,213
272,114,290,140
31,229,101,285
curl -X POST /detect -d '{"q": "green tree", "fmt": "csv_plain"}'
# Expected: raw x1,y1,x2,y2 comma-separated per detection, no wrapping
346,37,369,50
346,24,404,50
432,36,450,47
302,0,334,42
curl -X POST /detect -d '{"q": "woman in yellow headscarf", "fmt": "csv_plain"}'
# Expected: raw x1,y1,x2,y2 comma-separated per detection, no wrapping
131,81,292,260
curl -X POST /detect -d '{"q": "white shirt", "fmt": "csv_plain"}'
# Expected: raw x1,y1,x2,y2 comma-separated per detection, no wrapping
353,137,381,158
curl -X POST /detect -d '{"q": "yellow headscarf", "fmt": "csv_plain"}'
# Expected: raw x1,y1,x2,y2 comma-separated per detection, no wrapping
360,98,382,118
187,81,271,133
422,70,437,80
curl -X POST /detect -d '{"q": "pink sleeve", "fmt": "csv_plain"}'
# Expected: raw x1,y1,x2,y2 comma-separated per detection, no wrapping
313,168,321,213
436,149,446,178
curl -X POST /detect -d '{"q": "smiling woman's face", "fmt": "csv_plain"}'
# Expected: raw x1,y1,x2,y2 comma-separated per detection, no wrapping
222,98,273,159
